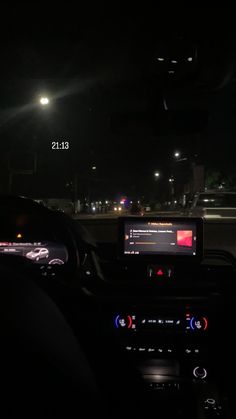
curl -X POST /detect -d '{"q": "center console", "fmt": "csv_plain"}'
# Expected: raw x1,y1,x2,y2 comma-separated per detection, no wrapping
101,217,232,417
110,300,229,418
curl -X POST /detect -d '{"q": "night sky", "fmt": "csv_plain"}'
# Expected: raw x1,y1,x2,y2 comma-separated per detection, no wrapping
0,7,236,201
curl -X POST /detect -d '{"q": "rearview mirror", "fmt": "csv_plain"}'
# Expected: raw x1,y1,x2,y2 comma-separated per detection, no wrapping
110,109,208,135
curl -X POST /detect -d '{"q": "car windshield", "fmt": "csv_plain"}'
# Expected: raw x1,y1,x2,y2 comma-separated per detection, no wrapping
0,8,236,222
196,194,236,208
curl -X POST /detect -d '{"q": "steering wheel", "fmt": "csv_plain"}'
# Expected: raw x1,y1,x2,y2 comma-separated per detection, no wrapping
0,257,100,418
0,196,144,418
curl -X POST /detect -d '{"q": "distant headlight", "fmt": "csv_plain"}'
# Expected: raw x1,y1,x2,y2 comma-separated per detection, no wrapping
114,207,117,211
118,207,122,211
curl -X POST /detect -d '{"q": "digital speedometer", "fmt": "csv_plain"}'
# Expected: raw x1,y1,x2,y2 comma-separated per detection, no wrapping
0,241,68,264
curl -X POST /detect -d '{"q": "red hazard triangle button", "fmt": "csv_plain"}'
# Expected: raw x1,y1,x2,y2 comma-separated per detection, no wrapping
157,269,164,276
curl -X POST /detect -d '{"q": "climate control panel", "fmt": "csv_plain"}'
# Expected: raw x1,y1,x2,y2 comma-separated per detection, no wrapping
114,313,208,333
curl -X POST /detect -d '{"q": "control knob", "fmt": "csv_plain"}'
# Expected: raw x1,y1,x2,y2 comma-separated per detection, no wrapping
193,366,207,379
115,315,133,329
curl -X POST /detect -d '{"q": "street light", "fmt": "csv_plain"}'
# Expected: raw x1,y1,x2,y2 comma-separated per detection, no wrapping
174,151,180,159
154,171,160,178
39,96,50,106
92,166,96,170
169,177,175,208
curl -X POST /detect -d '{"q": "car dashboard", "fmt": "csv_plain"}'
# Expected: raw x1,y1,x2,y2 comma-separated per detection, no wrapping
1,200,235,418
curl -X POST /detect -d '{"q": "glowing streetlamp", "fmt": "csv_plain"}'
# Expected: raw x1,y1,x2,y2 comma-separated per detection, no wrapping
39,96,50,106
174,151,180,159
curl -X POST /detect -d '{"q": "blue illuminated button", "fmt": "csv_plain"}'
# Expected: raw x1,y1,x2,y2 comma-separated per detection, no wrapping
115,315,132,329
190,316,208,331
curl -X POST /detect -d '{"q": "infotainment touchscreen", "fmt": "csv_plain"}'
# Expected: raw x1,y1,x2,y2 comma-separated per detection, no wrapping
118,217,203,260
